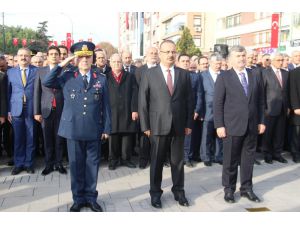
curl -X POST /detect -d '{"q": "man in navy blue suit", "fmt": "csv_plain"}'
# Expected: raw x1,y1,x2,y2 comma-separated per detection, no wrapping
7,48,37,175
43,41,111,212
200,54,223,166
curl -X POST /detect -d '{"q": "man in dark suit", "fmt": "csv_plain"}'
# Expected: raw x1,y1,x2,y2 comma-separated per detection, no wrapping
139,40,194,208
200,54,223,166
288,50,300,71
122,51,136,75
177,53,203,168
289,67,300,163
106,53,138,170
34,46,67,176
7,48,37,175
261,53,289,164
95,49,112,75
43,41,111,212
214,45,265,204
135,47,159,168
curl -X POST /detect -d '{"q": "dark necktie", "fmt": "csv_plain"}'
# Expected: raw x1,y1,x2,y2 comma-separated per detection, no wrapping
239,72,248,96
83,75,88,89
167,69,173,95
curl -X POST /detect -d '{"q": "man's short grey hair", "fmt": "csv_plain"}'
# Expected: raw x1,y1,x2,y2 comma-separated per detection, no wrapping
270,52,283,60
291,50,300,57
229,45,246,57
282,53,289,58
209,53,223,62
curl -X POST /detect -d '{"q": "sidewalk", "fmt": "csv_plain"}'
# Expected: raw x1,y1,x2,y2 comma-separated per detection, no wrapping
0,152,300,212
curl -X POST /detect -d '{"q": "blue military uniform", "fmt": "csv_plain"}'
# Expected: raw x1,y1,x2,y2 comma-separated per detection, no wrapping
42,42,111,210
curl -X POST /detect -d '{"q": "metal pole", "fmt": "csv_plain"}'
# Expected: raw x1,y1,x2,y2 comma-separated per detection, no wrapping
2,12,6,52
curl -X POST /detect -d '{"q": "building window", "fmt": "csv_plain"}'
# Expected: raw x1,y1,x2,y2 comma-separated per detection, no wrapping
226,37,240,47
293,13,300,26
194,16,201,29
194,36,201,48
226,14,241,28
280,30,289,42
255,31,271,44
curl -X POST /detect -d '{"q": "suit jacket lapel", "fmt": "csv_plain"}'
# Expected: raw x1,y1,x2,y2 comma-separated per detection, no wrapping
207,71,215,89
246,69,253,102
157,66,171,96
229,69,248,100
270,69,282,89
173,67,180,95
87,72,96,90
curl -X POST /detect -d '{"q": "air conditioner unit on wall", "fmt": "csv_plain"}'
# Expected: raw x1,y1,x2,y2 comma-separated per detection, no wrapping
195,27,202,32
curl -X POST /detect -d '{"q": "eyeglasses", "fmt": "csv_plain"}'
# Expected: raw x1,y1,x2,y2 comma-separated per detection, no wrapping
160,51,177,55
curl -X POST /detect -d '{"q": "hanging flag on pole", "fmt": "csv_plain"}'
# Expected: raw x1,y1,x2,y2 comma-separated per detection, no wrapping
271,13,280,48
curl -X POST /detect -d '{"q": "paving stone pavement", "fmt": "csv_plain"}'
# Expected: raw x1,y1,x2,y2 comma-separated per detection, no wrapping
0,152,300,212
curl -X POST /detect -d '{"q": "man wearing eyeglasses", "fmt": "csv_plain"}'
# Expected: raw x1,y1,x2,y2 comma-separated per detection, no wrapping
261,53,289,164
139,40,194,208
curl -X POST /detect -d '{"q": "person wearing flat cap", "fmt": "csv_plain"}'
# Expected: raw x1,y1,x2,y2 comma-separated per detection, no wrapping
43,41,111,212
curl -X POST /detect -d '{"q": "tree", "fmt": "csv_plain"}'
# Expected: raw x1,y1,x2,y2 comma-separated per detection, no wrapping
176,26,201,56
0,21,51,54
96,42,118,58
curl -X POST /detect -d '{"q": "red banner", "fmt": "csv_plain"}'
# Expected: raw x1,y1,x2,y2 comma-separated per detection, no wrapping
66,33,72,50
53,41,58,46
271,13,279,48
48,41,53,47
61,40,66,46
125,12,129,29
12,38,18,46
22,39,27,47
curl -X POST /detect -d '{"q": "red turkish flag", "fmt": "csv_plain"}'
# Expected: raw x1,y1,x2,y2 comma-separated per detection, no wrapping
66,33,72,50
48,41,53,47
125,12,129,29
271,13,279,48
53,41,58,46
12,38,18,46
22,39,27,47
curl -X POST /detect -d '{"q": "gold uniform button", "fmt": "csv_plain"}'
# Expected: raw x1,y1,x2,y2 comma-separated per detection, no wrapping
83,112,86,115
84,105,87,107
84,97,87,100
84,90,87,93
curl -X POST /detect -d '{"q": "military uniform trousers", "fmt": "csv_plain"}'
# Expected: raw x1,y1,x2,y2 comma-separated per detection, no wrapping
67,139,101,204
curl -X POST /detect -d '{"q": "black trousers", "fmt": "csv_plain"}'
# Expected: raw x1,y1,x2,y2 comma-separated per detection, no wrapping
149,129,185,198
42,108,64,167
139,133,151,165
0,121,13,157
291,125,300,158
262,113,286,158
222,129,257,194
109,133,134,162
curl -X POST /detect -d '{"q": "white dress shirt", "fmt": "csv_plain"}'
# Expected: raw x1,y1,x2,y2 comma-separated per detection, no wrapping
160,64,175,85
209,68,219,83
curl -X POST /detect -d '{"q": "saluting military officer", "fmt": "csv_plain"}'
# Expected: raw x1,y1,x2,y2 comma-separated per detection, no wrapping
43,41,111,212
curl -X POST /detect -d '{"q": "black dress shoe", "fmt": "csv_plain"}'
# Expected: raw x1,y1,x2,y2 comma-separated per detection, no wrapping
11,167,24,175
70,203,85,212
273,156,288,163
26,167,35,174
122,160,136,168
192,158,202,162
7,159,14,166
139,163,147,169
174,194,189,206
163,162,170,168
151,196,162,208
241,191,261,202
214,160,223,165
56,165,67,174
41,166,54,176
292,157,300,163
108,161,117,170
254,159,261,165
224,192,235,203
86,202,103,212
264,156,273,164
204,161,212,166
185,160,194,168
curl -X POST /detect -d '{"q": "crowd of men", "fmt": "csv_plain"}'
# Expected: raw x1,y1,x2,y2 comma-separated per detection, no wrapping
0,41,300,211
